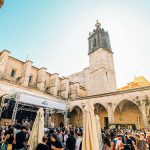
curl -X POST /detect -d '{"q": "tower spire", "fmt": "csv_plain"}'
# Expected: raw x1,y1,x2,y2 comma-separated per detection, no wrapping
88,20,112,55
95,20,101,28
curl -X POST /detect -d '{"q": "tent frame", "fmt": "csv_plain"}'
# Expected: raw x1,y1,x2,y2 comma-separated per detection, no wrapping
0,92,66,126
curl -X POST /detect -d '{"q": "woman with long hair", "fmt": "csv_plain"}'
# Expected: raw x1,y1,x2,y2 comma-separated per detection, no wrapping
2,127,14,150
102,136,111,150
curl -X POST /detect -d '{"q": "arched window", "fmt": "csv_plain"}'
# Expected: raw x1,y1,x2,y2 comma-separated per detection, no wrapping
93,38,97,47
29,75,33,83
10,69,16,77
89,40,91,50
106,72,108,81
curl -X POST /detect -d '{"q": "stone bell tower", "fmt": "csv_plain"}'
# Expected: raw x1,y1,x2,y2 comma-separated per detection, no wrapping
84,20,117,95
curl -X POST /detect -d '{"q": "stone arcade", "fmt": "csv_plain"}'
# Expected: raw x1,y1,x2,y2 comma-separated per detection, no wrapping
0,21,150,129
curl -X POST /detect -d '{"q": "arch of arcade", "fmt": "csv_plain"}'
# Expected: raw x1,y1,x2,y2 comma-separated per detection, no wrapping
68,86,150,129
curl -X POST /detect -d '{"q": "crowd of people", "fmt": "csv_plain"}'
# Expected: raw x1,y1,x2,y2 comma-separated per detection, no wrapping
0,122,150,150
101,128,150,150
0,122,83,150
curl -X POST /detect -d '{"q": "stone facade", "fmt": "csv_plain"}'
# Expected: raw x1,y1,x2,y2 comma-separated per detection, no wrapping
69,21,117,95
0,21,150,129
0,50,10,79
21,60,33,87
67,22,150,130
60,78,69,99
0,50,86,101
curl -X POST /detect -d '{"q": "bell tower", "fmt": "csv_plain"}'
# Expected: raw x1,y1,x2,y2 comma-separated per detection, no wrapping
84,20,117,95
88,20,112,55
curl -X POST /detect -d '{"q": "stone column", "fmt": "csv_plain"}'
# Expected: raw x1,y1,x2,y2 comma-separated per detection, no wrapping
21,60,33,87
140,103,149,129
107,103,115,124
64,111,70,128
48,109,52,128
60,78,69,99
37,67,47,91
49,111,56,128
0,50,10,79
49,73,59,96
48,115,51,128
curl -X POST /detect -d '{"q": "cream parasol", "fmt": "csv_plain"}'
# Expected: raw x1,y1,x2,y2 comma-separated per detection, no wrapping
28,107,44,150
82,103,100,150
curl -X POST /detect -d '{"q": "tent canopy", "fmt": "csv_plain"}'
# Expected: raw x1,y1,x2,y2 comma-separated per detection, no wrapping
19,93,66,111
0,82,66,111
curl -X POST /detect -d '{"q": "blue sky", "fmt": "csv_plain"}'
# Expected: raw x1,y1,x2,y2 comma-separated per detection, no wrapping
0,0,150,87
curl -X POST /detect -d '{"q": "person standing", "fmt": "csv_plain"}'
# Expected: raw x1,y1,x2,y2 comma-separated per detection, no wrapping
15,126,27,150
102,136,111,150
63,130,68,149
14,124,21,136
56,129,63,143
36,136,49,150
136,133,147,150
146,133,150,150
115,135,124,150
0,128,3,149
75,132,82,150
50,133,64,150
3,127,14,150
66,130,76,150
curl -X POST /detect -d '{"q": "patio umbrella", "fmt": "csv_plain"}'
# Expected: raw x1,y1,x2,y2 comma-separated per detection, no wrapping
82,103,100,150
28,108,44,150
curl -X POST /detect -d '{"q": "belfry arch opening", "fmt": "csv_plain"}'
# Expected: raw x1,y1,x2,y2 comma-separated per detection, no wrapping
94,103,108,129
69,106,83,127
114,100,144,129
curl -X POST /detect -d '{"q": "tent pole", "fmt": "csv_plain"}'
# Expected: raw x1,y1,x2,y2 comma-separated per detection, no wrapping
44,108,49,127
11,93,20,125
